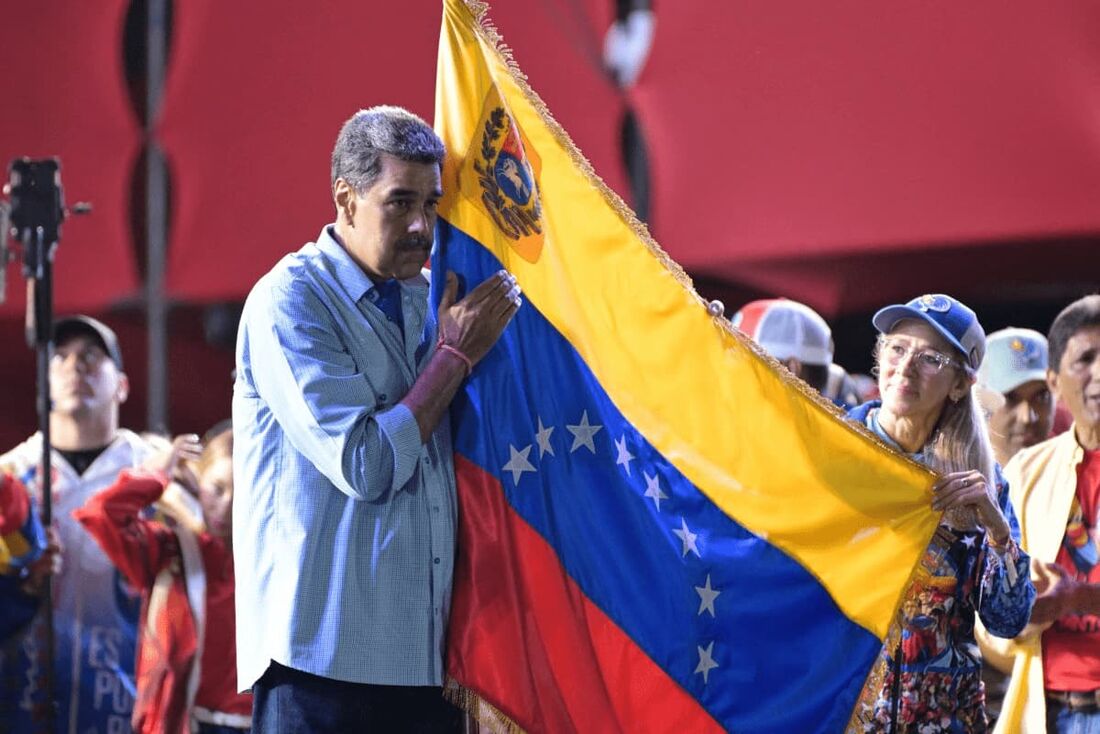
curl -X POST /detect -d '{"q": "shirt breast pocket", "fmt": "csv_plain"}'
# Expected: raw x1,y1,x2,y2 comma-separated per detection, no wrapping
346,331,411,414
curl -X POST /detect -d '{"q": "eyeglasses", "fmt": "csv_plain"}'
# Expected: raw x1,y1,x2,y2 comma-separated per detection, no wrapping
878,337,962,376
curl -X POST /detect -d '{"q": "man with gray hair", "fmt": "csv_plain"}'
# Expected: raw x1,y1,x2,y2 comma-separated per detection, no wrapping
977,295,1100,732
233,106,521,732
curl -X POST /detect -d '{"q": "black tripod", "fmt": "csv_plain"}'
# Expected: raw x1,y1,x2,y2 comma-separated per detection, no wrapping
2,157,89,733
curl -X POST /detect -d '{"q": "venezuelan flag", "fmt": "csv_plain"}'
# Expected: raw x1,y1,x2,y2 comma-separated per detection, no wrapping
432,1,940,731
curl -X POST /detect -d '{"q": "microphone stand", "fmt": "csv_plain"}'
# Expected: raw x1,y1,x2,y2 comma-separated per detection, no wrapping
4,157,86,733
22,222,58,731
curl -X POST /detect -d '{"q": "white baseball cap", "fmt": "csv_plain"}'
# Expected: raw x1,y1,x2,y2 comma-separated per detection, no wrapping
978,328,1049,395
732,299,834,365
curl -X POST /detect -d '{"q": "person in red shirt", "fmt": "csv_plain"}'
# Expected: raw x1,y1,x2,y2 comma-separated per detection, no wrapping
74,424,251,734
986,295,1100,732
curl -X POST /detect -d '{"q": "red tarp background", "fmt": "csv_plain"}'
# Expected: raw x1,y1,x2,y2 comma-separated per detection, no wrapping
631,2,1100,312
3,1,1099,448
0,0,142,317
158,0,625,303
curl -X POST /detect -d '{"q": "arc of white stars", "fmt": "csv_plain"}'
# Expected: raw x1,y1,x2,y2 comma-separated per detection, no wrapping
502,444,536,486
535,416,555,459
614,435,635,476
694,574,720,617
566,410,602,454
673,517,701,558
643,472,667,511
695,642,718,684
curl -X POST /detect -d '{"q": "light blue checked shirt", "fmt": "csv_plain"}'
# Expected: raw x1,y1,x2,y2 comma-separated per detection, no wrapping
232,225,456,689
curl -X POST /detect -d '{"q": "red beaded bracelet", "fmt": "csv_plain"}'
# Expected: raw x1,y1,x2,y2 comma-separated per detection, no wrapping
437,342,472,377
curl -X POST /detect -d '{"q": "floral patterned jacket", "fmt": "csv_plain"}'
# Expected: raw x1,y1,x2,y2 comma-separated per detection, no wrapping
848,402,1035,733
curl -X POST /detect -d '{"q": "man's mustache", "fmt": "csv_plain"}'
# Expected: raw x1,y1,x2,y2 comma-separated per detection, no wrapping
398,237,432,250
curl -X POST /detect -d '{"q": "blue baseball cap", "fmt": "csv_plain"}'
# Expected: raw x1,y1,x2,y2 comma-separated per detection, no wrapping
978,328,1048,394
872,294,986,372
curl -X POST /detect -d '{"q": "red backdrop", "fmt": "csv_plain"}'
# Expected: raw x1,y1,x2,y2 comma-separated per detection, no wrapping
157,0,626,302
3,0,1099,449
0,0,142,317
631,1,1100,311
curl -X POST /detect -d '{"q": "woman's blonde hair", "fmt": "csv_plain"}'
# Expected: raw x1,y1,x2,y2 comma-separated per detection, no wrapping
923,387,997,486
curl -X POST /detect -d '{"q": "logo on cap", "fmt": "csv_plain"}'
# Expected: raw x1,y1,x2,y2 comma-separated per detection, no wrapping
916,294,952,313
1009,337,1043,366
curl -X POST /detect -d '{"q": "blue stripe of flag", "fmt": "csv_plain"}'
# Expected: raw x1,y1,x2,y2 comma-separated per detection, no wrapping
435,220,881,733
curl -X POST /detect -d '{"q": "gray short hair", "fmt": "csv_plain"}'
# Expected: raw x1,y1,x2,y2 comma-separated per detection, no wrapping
330,106,445,193
1048,294,1100,372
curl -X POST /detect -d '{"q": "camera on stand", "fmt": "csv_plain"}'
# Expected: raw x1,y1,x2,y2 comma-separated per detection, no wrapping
0,157,90,730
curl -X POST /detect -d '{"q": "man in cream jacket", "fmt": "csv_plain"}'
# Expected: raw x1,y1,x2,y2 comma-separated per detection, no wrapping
981,295,1100,733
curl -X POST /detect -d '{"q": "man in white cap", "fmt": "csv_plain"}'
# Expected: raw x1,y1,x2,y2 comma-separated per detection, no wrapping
731,298,835,396
978,328,1055,466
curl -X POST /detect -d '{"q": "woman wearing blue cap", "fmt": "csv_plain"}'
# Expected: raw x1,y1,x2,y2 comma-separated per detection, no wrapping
849,294,1035,733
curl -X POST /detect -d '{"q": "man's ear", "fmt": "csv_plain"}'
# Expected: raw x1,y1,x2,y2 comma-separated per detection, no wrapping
1047,367,1060,403
115,372,130,405
333,178,356,224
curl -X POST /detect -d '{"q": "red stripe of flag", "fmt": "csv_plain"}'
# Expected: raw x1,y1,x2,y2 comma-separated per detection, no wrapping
447,456,724,734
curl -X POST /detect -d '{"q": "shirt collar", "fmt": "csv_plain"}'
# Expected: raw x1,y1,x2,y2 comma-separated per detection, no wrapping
315,225,378,303
315,225,429,303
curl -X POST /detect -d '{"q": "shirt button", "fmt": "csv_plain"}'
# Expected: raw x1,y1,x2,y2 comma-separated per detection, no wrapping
432,505,440,514
433,557,440,565
379,393,387,402
424,456,432,466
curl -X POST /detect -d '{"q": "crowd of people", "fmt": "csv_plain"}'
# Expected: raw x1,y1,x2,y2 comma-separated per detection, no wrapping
0,105,1097,733
736,292,1100,732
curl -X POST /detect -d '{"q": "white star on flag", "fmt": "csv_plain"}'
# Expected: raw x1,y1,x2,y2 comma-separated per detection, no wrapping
673,517,700,558
566,410,602,453
614,435,635,476
502,444,536,486
642,472,667,511
695,574,720,617
695,641,718,684
535,416,555,459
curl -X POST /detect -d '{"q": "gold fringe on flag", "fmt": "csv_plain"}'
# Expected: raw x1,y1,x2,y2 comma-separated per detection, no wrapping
444,677,527,734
